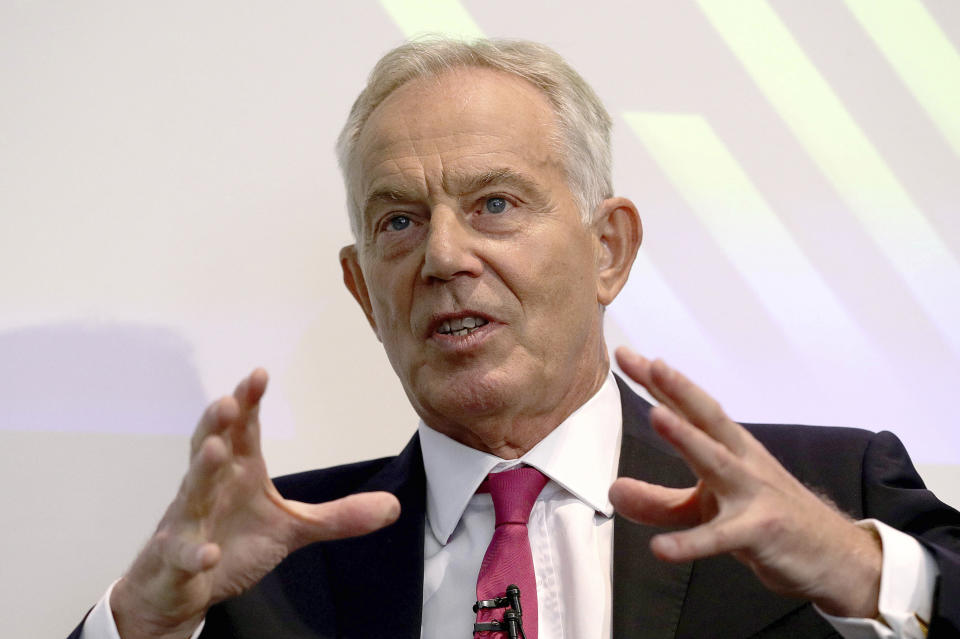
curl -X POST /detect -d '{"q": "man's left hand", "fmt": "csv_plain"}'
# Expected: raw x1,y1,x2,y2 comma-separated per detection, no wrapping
609,347,882,618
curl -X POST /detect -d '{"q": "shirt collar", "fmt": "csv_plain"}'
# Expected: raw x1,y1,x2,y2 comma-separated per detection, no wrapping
418,373,623,545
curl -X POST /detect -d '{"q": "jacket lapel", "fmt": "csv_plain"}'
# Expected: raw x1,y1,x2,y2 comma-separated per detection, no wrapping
323,434,427,638
612,376,695,639
610,378,837,638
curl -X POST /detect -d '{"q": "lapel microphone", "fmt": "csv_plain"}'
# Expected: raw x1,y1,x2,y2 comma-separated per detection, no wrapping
504,584,522,617
473,584,525,638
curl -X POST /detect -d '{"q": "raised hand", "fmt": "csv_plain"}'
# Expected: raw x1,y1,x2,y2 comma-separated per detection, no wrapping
609,348,882,618
110,369,400,639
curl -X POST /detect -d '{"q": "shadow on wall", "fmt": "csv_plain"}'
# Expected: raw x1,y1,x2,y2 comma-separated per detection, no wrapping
0,323,206,434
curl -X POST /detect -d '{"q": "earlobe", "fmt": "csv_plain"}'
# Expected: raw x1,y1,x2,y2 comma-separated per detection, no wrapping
593,197,643,306
339,245,381,340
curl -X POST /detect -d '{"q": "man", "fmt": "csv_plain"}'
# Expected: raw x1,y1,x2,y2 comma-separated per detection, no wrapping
73,38,960,639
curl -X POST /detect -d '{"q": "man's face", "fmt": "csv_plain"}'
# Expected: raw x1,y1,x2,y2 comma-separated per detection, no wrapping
341,68,612,454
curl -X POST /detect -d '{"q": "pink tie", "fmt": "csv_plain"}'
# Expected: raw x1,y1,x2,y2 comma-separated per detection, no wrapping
475,467,549,639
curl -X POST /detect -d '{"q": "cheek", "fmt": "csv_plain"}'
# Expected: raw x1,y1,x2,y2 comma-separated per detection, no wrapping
363,267,410,333
515,244,597,327
536,235,596,295
372,293,405,334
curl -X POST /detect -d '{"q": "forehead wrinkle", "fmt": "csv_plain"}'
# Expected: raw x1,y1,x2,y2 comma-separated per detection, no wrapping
356,107,565,227
361,151,426,201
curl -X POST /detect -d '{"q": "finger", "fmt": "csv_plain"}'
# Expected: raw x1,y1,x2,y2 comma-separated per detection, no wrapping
230,368,268,457
190,394,240,457
650,405,741,489
234,367,269,409
615,348,673,408
291,491,401,546
609,477,701,527
615,349,698,427
181,435,231,518
617,347,745,453
650,521,740,563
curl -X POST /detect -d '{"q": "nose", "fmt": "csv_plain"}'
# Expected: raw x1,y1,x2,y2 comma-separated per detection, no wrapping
420,207,483,282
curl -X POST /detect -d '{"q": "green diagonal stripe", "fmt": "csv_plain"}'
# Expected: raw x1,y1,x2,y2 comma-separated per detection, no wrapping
844,0,960,160
624,111,887,369
696,0,960,355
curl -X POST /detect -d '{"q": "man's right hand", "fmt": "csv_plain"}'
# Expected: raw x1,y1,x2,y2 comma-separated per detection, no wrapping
109,369,400,639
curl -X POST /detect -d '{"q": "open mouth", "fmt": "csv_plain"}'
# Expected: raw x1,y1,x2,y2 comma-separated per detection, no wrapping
436,316,489,337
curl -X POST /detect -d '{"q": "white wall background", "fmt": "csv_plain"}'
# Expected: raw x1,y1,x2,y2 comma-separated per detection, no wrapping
0,1,958,635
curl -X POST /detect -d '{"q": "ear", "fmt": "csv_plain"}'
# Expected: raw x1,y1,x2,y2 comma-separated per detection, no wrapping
339,245,381,340
592,197,642,306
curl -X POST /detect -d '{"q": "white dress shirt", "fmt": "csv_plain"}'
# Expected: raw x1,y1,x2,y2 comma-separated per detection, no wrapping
82,373,938,639
417,373,939,639
419,373,624,639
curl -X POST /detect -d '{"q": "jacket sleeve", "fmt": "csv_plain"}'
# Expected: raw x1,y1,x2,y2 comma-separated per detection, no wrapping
860,430,960,637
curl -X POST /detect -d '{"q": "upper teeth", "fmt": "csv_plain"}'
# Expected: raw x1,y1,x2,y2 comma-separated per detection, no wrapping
438,316,488,335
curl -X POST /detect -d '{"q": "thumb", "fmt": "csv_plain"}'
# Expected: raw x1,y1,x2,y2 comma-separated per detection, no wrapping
609,477,701,527
291,492,401,546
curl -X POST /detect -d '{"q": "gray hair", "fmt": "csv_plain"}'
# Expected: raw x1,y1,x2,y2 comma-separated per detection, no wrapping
336,37,613,239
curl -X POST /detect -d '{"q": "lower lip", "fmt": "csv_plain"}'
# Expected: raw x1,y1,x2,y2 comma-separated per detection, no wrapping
428,321,498,352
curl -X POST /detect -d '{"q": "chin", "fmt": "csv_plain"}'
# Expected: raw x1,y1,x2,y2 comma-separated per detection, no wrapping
416,367,521,421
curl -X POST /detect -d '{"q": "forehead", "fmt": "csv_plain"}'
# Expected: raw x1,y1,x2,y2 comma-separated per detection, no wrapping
352,67,562,200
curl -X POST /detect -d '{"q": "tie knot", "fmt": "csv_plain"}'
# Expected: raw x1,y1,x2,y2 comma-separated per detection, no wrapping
485,467,548,526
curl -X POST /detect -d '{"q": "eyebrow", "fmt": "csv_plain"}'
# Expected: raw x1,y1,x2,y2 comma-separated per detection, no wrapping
362,185,422,216
443,168,544,198
361,167,548,219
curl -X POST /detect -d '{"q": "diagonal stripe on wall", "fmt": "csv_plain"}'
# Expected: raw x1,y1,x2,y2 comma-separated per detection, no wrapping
623,111,888,373
695,0,960,356
844,0,960,161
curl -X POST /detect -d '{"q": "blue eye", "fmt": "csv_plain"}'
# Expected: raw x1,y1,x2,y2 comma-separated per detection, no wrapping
386,215,411,231
484,197,508,214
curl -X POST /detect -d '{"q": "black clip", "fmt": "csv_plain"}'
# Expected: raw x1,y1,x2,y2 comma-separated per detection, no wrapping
473,596,508,613
473,585,524,638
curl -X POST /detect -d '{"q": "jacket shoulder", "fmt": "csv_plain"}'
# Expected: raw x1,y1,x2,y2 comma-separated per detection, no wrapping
746,422,876,467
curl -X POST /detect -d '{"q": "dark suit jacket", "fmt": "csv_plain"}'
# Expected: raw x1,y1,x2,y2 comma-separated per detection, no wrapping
72,378,960,638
